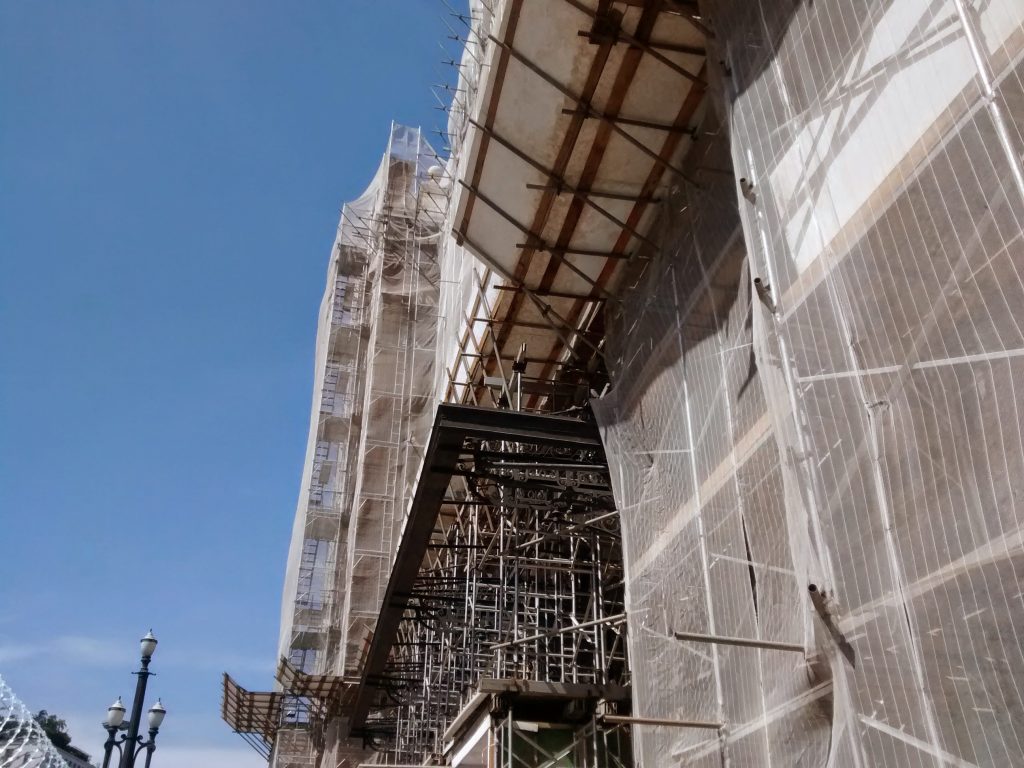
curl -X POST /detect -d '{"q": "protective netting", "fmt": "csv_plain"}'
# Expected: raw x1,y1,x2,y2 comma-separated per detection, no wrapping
595,0,1024,765
594,105,803,767
0,675,68,768
333,124,441,682
431,0,504,413
274,123,443,768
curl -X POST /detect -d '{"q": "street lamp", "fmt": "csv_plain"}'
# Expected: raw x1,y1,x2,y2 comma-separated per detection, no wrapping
100,631,167,768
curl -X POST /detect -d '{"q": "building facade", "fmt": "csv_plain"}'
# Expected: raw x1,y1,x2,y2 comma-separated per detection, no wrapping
224,1,1024,766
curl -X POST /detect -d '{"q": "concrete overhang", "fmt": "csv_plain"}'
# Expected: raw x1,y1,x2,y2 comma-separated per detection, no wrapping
450,0,709,401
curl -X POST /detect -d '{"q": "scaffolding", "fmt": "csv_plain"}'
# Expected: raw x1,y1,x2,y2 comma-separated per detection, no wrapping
493,713,632,768
335,152,442,681
264,123,444,768
224,0,1024,765
593,0,1024,765
352,406,629,762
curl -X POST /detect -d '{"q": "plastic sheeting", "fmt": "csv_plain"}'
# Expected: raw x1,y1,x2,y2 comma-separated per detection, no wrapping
595,0,1024,765
0,675,68,768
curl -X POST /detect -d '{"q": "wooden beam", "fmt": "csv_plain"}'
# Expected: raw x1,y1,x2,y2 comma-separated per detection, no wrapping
561,106,696,136
514,241,633,259
468,117,659,250
526,181,661,204
579,30,705,58
491,36,700,187
559,0,705,85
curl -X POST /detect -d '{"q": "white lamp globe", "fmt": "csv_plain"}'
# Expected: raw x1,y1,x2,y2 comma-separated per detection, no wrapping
140,630,158,659
106,697,126,728
147,699,166,730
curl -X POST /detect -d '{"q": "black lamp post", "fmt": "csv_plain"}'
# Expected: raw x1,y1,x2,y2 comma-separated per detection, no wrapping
100,631,167,768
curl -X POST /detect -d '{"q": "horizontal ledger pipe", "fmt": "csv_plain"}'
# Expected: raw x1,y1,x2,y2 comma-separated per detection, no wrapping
600,714,723,729
672,629,804,653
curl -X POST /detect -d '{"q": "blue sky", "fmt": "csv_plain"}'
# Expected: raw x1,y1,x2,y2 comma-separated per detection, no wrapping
0,2,460,765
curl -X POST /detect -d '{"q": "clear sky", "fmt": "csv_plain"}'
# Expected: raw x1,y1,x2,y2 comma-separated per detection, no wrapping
0,2,460,765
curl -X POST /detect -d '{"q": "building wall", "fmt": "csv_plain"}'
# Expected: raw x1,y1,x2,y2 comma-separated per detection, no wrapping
56,747,95,768
274,124,441,768
596,0,1024,765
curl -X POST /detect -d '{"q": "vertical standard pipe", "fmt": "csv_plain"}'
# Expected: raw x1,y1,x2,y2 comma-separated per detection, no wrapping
950,0,1024,205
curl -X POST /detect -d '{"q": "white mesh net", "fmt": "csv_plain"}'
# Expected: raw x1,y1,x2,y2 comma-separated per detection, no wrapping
273,123,443,768
594,0,1024,765
0,675,68,768
261,0,1024,764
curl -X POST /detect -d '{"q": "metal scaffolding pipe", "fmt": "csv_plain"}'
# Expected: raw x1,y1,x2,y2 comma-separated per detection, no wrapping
600,714,723,729
491,612,627,650
673,630,804,653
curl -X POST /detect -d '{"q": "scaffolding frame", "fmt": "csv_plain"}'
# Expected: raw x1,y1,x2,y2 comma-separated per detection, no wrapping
494,714,632,768
350,405,629,763
269,124,444,768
